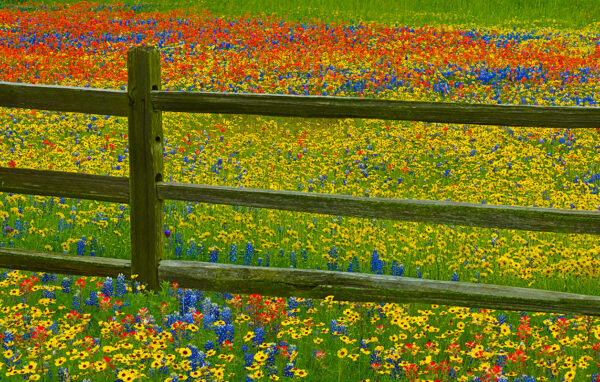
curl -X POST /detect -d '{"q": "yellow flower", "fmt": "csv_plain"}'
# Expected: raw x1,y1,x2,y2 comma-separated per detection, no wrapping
94,361,106,372
244,331,255,342
295,369,308,378
176,347,192,358
24,362,36,372
564,369,576,381
251,370,264,379
213,368,224,379
337,348,348,358
54,357,66,367
254,351,268,363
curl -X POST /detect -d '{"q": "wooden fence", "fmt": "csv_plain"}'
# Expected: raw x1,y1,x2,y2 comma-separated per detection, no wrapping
1,46,600,315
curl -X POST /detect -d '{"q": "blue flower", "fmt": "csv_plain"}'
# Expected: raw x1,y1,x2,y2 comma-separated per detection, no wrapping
283,363,295,377
390,260,404,276
370,250,383,274
288,298,298,317
41,273,56,283
115,274,127,297
61,277,72,294
244,242,254,265
76,236,86,256
84,291,98,307
327,246,338,271
209,248,218,263
72,294,81,312
229,243,238,262
253,327,265,345
244,352,254,367
347,256,360,273
102,277,113,298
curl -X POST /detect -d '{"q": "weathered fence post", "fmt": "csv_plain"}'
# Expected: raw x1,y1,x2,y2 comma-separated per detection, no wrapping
127,46,164,291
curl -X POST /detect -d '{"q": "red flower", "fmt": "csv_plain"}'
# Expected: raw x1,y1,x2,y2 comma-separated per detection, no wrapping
193,311,204,323
75,278,86,288
222,340,233,350
67,310,81,320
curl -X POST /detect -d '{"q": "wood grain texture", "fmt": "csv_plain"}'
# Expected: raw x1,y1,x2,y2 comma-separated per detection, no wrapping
0,81,129,116
156,182,600,234
127,46,164,292
0,247,130,277
152,91,600,129
0,167,129,203
159,261,600,315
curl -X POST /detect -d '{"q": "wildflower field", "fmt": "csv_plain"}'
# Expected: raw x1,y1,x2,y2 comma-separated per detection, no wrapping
1,1,600,381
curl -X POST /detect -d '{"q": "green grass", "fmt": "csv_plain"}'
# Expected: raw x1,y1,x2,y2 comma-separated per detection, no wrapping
4,0,600,29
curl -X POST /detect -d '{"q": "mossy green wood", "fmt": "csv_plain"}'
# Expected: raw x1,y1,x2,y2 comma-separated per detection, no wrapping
151,91,600,129
159,261,600,316
0,248,130,277
0,167,129,203
128,46,164,292
156,182,600,234
0,81,128,116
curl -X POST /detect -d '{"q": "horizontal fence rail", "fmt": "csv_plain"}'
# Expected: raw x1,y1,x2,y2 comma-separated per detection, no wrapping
0,247,130,278
156,182,600,234
0,82,129,116
0,167,129,204
152,91,600,129
1,45,600,315
3,169,599,235
3,244,600,316
159,261,600,316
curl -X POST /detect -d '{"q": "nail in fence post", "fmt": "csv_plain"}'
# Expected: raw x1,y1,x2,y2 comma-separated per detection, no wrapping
127,46,164,291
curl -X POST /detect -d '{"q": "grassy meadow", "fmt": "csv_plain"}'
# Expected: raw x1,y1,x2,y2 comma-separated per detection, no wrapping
4,0,600,29
0,0,599,381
